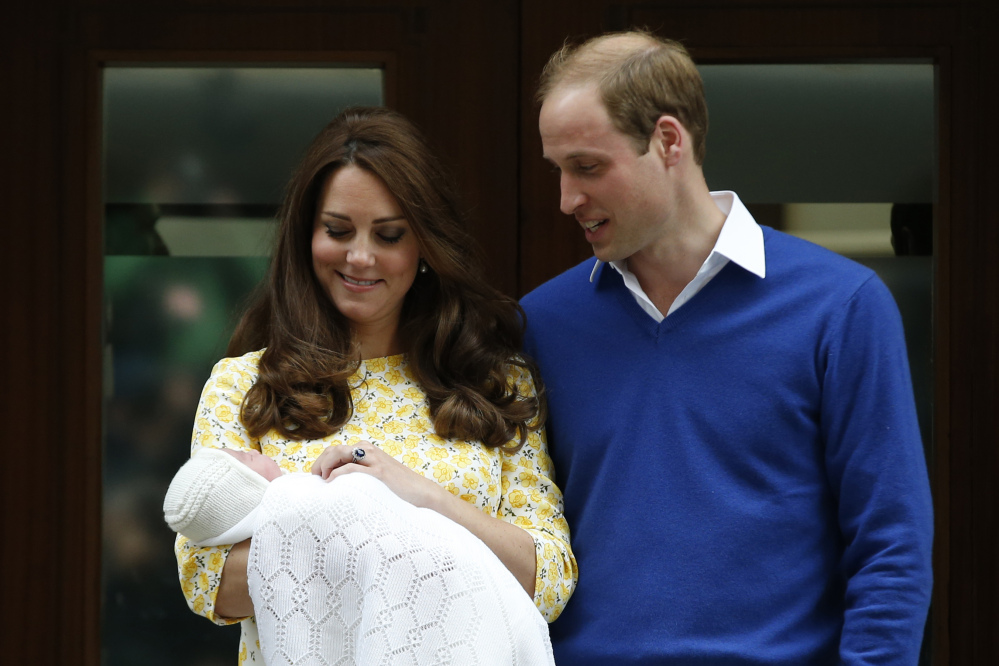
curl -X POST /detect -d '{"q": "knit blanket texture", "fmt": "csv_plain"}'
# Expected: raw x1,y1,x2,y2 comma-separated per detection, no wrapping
245,473,554,666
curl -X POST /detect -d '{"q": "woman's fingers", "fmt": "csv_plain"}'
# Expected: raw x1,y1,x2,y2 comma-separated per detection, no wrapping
310,442,371,479
324,442,377,482
324,443,442,509
311,441,439,508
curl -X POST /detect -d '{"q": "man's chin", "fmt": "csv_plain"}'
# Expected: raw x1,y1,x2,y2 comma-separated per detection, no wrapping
592,246,626,264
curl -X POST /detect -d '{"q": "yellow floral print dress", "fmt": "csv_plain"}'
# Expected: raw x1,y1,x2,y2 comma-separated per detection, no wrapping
175,350,577,665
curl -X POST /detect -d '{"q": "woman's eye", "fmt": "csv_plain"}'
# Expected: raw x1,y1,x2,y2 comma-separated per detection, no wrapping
324,226,350,239
379,233,404,244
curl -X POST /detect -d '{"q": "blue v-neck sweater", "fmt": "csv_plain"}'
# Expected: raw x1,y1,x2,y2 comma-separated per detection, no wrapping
522,228,932,665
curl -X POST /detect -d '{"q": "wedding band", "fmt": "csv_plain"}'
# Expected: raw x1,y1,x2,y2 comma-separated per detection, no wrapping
351,447,366,464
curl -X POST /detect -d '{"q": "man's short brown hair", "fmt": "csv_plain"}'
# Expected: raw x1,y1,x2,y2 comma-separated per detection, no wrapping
538,30,709,164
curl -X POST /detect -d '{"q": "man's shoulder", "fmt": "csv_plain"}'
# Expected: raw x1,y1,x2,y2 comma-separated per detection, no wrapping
521,258,599,314
763,226,878,288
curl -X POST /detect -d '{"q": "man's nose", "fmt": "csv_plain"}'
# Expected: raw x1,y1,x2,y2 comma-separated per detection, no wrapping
560,174,587,215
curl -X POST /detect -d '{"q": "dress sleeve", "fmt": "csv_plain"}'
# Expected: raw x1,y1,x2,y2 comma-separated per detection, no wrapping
497,364,578,622
821,277,934,665
174,355,260,625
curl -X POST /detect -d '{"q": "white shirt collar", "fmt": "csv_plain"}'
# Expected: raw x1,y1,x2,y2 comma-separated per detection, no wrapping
588,191,766,283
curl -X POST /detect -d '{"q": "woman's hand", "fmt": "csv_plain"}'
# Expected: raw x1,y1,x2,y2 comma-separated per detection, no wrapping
311,441,537,597
310,442,445,509
215,539,253,619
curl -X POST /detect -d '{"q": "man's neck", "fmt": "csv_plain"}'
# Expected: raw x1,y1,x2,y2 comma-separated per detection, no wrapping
627,182,727,315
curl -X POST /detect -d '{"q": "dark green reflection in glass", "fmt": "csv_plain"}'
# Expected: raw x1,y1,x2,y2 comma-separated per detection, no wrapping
102,66,384,665
103,257,267,665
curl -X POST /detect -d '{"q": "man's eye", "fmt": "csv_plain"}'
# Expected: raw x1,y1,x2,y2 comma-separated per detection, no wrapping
577,164,597,173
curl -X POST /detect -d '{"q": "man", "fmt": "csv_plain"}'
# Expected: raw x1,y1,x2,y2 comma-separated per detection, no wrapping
521,30,933,665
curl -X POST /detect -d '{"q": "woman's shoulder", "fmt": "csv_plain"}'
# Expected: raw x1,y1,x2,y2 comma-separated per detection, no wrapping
501,356,538,390
210,349,266,378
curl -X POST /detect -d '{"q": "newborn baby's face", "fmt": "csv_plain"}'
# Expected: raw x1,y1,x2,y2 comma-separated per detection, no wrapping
222,448,283,481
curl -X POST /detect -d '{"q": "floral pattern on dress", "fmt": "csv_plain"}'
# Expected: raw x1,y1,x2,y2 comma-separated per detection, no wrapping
175,350,577,664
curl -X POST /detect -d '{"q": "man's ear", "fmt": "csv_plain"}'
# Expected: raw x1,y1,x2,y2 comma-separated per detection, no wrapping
651,115,683,167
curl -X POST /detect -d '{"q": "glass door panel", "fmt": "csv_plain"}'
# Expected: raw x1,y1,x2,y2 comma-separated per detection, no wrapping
700,63,935,448
101,66,383,665
700,63,935,664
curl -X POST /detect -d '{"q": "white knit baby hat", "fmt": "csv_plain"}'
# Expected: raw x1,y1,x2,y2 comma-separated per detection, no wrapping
163,447,271,543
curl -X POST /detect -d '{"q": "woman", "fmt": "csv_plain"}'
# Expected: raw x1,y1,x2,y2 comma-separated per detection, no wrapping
175,107,576,665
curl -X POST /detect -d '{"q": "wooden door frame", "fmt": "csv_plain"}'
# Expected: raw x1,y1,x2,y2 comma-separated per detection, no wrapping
3,1,997,663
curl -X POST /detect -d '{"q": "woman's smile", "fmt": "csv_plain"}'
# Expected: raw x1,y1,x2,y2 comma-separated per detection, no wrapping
338,272,382,289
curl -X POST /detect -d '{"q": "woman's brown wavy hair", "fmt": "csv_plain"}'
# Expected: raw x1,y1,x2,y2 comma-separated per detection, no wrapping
227,107,544,449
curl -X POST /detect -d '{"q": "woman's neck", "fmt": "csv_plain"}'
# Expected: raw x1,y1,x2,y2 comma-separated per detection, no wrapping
353,324,403,360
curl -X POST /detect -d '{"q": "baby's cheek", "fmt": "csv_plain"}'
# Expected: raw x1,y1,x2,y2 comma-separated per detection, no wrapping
263,460,284,481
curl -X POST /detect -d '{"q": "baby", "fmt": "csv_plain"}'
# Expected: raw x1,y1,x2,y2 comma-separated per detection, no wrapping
163,447,556,666
164,446,282,546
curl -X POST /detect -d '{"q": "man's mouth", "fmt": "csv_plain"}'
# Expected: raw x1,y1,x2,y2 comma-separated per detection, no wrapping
582,219,608,232
339,272,379,286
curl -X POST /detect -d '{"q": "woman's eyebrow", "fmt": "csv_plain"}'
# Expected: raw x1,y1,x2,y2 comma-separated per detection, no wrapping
319,211,406,224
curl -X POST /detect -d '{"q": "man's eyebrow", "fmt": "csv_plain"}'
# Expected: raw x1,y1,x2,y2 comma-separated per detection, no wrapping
319,212,407,224
542,151,600,162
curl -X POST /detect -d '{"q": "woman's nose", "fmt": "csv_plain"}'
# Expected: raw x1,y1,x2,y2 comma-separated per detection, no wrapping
346,240,375,267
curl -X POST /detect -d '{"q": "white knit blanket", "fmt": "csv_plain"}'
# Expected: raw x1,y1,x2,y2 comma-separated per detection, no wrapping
245,473,555,666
